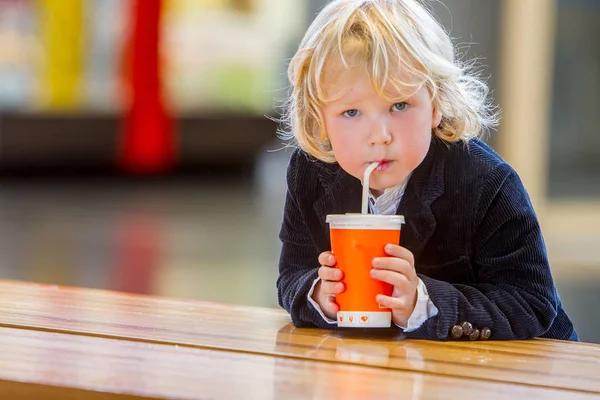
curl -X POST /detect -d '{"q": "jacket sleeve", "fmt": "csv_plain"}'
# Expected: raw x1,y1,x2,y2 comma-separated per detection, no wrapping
405,164,559,340
276,149,339,329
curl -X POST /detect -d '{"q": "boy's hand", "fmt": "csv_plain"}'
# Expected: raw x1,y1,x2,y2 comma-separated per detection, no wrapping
371,244,418,328
313,251,345,320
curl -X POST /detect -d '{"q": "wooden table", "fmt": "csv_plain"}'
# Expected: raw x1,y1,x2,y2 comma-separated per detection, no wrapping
0,279,598,399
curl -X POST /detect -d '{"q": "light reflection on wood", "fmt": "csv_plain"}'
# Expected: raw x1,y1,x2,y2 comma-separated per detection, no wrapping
0,279,599,394
0,327,595,400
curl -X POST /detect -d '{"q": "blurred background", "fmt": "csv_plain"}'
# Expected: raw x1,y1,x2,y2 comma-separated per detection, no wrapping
0,0,598,342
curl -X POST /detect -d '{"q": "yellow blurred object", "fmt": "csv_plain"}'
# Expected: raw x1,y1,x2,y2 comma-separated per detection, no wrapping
163,0,241,14
37,0,84,110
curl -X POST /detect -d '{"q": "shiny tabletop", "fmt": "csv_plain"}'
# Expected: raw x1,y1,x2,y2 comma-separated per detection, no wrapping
5,327,597,399
0,279,598,398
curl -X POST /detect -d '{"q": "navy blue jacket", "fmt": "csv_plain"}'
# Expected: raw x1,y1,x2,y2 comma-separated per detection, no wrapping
277,137,578,341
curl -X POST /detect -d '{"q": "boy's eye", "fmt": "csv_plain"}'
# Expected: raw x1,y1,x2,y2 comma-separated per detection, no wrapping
342,109,360,118
392,102,407,112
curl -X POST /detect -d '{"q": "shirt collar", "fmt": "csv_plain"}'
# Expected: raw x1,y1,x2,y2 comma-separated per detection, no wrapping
368,173,412,215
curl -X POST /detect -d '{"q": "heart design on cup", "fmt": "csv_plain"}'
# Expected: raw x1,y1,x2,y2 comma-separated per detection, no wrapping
339,316,343,322
361,316,369,323
349,316,354,323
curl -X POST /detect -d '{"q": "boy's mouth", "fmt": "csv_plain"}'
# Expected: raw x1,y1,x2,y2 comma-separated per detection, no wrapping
373,160,392,171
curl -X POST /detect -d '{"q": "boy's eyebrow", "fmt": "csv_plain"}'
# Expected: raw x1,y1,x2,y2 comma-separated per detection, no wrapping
334,91,414,103
321,90,357,105
323,100,360,108
324,95,412,109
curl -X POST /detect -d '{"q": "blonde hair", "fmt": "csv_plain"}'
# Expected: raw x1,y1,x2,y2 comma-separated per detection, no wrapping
280,0,499,162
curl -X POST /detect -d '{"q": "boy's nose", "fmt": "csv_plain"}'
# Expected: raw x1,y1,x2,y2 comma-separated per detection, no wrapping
369,121,392,146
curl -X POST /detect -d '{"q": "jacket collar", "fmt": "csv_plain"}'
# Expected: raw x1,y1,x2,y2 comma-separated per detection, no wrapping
312,137,447,260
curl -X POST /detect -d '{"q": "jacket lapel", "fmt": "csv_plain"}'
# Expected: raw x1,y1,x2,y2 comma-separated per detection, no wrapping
397,138,446,260
312,163,363,244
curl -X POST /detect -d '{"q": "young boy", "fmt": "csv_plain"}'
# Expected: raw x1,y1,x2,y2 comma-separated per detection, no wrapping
276,0,578,341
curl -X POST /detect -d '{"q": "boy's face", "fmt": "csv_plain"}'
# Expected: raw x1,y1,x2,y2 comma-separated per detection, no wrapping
322,69,442,197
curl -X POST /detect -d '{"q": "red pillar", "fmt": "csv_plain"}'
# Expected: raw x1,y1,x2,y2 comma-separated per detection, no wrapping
119,0,175,174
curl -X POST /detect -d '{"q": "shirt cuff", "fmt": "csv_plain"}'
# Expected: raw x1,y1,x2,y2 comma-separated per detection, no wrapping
307,277,337,324
395,277,439,332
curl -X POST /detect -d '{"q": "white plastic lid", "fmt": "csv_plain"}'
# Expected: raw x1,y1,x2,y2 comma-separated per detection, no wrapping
326,214,405,230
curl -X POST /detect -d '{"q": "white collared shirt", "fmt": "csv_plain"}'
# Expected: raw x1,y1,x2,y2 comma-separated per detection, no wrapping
367,177,409,215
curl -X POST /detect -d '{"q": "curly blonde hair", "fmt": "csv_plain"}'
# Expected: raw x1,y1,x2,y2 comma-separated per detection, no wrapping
280,0,499,163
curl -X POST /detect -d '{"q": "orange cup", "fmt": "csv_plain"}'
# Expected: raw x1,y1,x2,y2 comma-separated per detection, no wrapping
326,214,405,328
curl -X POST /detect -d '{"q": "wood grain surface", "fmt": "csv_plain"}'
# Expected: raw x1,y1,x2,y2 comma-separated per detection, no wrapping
0,327,596,400
0,279,598,395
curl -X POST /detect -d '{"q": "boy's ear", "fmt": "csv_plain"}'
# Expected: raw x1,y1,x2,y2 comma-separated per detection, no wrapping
432,107,443,129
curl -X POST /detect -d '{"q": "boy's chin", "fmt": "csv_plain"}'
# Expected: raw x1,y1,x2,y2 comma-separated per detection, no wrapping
369,178,406,196
371,178,400,190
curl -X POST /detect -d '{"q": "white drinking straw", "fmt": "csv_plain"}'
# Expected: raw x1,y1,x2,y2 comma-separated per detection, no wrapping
361,162,379,214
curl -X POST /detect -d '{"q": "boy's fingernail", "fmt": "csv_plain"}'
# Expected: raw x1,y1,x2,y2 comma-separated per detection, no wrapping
328,255,334,264
372,258,380,267
385,244,393,251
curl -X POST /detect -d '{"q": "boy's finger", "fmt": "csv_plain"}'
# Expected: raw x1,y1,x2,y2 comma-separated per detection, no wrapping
318,266,343,281
383,244,415,267
321,280,345,295
324,296,339,315
376,294,407,310
370,269,411,292
372,257,415,279
318,252,336,266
